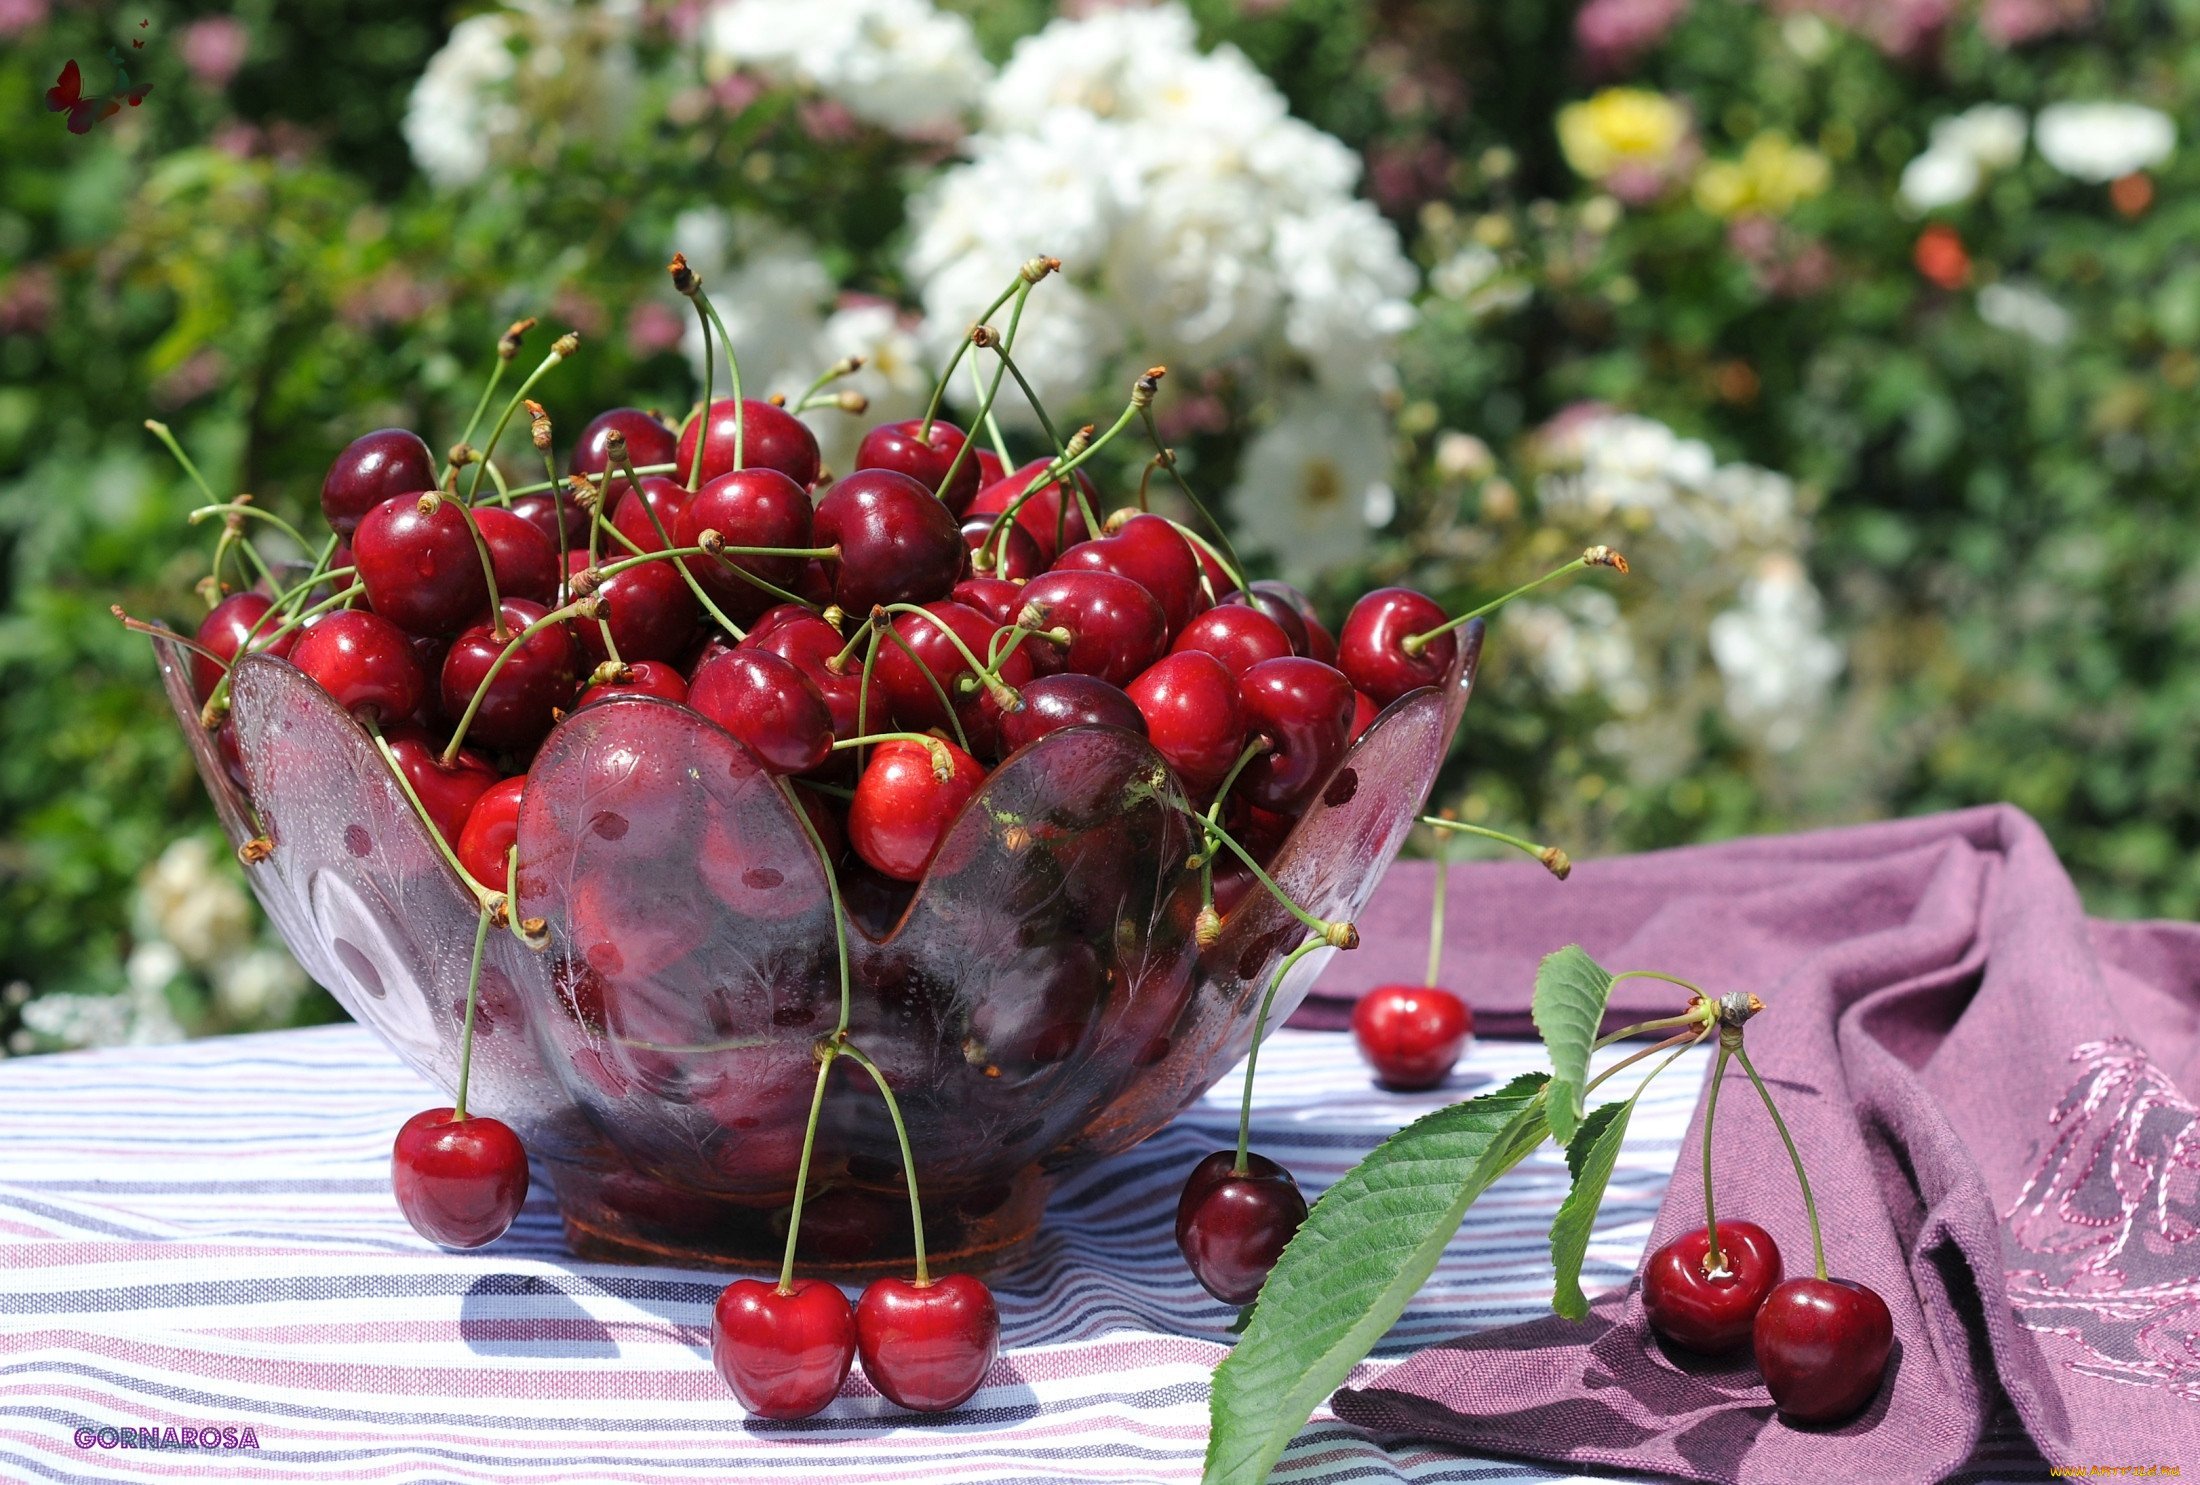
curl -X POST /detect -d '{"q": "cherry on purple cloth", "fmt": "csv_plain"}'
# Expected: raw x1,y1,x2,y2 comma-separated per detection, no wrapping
1321,805,2200,1483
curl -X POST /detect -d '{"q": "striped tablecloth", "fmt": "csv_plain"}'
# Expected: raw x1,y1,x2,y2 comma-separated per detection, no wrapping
0,1025,2048,1484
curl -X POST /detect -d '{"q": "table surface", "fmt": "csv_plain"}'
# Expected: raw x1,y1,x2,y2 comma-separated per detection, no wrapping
0,1025,2050,1484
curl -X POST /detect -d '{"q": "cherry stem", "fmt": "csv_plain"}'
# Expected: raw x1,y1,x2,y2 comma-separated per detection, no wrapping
969,341,1015,468
1189,737,1271,872
143,419,220,503
612,443,747,640
495,463,677,504
362,717,502,909
1236,936,1328,1172
465,340,574,508
1700,1041,1731,1275
691,288,748,476
113,611,226,663
441,597,598,766
1163,796,1354,946
1416,814,1570,879
1593,1000,1715,1052
200,580,365,726
1732,1040,1827,1281
777,1046,839,1294
831,731,954,778
1173,523,1247,599
853,625,883,773
438,495,507,641
973,387,1135,570
793,356,861,411
1402,547,1630,655
1426,828,1450,989
503,843,542,949
1585,1027,1704,1098
838,1043,930,1287
454,348,510,473
188,501,310,553
874,625,974,754
1136,406,1251,596
930,291,1025,504
881,602,1021,711
779,777,853,1031
919,272,1023,437
452,901,492,1120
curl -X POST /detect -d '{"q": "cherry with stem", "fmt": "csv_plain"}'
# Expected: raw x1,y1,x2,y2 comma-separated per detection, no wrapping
464,333,580,508
1401,545,1631,657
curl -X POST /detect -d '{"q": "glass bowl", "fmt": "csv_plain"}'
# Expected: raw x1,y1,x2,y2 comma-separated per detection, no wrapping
155,621,1481,1275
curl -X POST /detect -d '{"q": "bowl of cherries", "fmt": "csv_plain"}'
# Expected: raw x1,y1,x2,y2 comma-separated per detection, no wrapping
133,264,1621,1416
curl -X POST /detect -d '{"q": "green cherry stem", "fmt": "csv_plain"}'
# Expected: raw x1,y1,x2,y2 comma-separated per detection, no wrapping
451,901,493,1120
968,331,1016,468
1189,736,1271,872
777,1047,840,1293
441,596,603,765
873,625,974,754
362,715,502,909
879,603,1022,711
1699,1040,1732,1275
453,317,536,479
1235,936,1329,1172
494,463,677,504
1402,546,1631,656
502,843,545,949
1426,827,1451,989
610,439,748,639
1162,797,1355,948
1585,1026,1706,1099
1136,405,1251,596
143,419,221,503
1416,814,1571,879
1733,1040,1827,1281
838,1042,930,1286
188,500,311,553
919,262,1046,438
931,303,1024,506
465,334,579,508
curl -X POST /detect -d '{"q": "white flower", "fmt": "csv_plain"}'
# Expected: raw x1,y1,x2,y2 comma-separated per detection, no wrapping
675,210,835,402
2035,102,2174,183
136,837,254,968
799,298,933,476
1898,149,1980,212
213,946,307,1024
1272,199,1418,392
1707,556,1843,748
405,12,518,188
1227,389,1395,584
1538,411,1797,552
1509,591,1650,714
702,0,986,136
405,1,641,190
1977,281,2074,347
23,948,187,1050
1935,104,2028,171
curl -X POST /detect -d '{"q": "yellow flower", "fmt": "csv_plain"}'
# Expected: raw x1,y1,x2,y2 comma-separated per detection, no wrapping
1693,132,1831,219
1557,89,1692,182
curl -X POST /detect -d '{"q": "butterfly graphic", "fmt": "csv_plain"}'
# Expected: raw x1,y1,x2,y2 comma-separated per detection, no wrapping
46,55,153,135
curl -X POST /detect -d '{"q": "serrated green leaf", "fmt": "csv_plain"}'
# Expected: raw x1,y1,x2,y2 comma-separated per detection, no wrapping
1534,944,1615,1145
1201,1073,1552,1485
1549,1099,1634,1321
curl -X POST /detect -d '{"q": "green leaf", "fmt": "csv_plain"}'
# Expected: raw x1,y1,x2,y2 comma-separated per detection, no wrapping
1534,944,1615,1145
1549,1099,1635,1321
1202,1073,1552,1485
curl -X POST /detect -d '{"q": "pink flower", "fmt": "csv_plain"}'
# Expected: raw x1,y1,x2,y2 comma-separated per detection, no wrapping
1773,0,1951,60
0,265,57,337
1979,0,2093,46
797,97,861,144
181,16,249,89
1574,0,1689,75
625,300,685,359
0,0,48,41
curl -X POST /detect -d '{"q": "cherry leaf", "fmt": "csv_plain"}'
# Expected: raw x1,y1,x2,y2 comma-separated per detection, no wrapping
1201,1073,1551,1485
1534,943,1615,1145
1549,1098,1633,1321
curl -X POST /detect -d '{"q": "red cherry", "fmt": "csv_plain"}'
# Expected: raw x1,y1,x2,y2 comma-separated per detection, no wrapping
854,1274,999,1413
1347,690,1379,743
813,470,965,615
996,672,1147,754
848,738,985,881
1351,984,1472,1090
1171,604,1294,679
794,558,836,608
677,398,822,489
712,1277,857,1419
1641,1221,1785,1355
674,467,813,620
966,459,1093,562
321,429,436,537
1058,515,1203,636
1237,656,1356,812
471,505,561,605
391,1107,529,1249
291,608,427,722
974,449,1006,487
608,475,691,555
1126,650,1244,790
952,575,1025,626
570,407,678,492
1251,581,1334,665
509,488,591,551
875,601,1031,753
353,494,493,637
688,649,836,775
1338,587,1455,706
377,723,500,848
856,418,981,516
438,598,578,753
567,551,699,666
961,514,1043,581
455,775,525,887
578,658,688,706
191,592,294,701
1752,1276,1894,1424
741,607,863,739
1174,1150,1306,1306
1220,587,1310,655
1016,570,1167,687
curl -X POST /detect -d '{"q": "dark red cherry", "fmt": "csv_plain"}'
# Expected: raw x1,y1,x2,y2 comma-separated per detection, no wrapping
455,774,525,887
472,505,561,605
1174,1150,1306,1306
439,598,578,753
974,449,1006,486
966,459,1093,562
857,417,981,515
354,494,494,637
609,475,691,555
1347,689,1379,743
1126,649,1244,790
1642,1221,1784,1355
291,608,426,722
192,592,294,701
712,1277,857,1419
509,488,591,551
995,673,1147,753
1016,570,1167,687
1753,1277,1893,1424
1338,587,1455,706
1351,984,1472,1090
322,429,436,537
377,722,500,848
677,398,822,489
962,515,1043,581
568,551,699,666
741,606,863,739
1060,515,1202,636
1171,604,1294,679
848,737,985,881
1221,587,1310,655
813,469,965,615
952,575,1025,626
570,407,678,495
689,648,836,774
391,1107,529,1249
675,467,814,620
875,600,1031,752
794,559,836,608
1252,581,1333,665
578,658,688,706
1237,656,1356,813
854,1274,999,1413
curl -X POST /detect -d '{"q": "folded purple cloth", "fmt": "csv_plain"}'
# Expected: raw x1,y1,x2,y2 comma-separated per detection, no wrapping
1322,805,2200,1482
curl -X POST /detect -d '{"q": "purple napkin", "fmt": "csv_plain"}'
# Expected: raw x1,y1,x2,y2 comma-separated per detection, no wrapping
1317,805,2200,1482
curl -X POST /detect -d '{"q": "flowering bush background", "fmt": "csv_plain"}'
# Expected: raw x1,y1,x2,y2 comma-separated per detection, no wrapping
2,0,2194,1048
